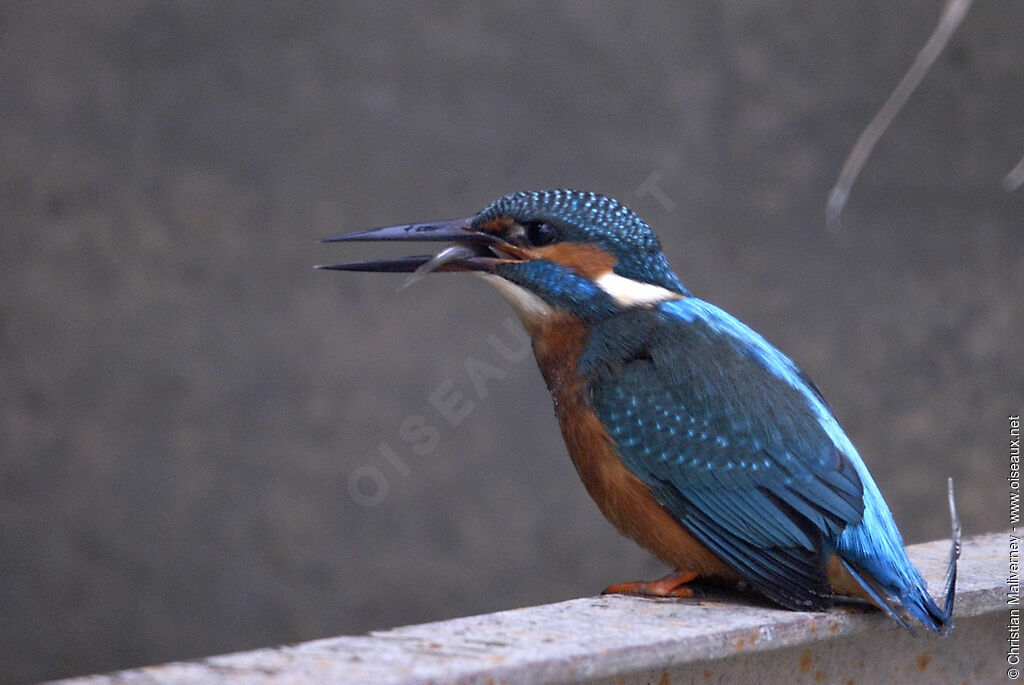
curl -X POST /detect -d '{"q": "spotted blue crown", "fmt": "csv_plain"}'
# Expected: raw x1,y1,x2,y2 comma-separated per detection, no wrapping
476,190,689,296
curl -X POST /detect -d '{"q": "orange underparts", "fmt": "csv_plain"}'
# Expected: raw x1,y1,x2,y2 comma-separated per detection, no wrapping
519,279,875,607
527,312,739,591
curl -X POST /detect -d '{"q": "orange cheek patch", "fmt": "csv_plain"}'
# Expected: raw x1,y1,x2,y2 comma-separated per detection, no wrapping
533,242,617,280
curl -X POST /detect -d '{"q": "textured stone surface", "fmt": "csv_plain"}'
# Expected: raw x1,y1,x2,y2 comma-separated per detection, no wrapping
2,2,1022,681
54,534,1004,684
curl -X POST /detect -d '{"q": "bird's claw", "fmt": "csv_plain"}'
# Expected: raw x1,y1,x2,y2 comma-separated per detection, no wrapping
602,568,698,598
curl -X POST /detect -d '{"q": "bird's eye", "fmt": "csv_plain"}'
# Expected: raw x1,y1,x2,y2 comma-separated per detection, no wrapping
523,221,558,246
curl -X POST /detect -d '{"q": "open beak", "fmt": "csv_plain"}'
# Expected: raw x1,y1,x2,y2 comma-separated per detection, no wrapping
316,217,514,274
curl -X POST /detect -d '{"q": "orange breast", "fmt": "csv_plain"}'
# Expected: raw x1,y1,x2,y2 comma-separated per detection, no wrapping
527,313,737,582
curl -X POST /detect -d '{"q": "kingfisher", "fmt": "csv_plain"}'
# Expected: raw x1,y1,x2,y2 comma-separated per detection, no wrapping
318,189,960,633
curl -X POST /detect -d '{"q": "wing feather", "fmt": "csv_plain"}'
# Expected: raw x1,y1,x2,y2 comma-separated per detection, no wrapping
582,303,864,609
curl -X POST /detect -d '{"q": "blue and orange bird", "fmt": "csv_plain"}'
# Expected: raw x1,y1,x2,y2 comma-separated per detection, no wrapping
319,189,960,633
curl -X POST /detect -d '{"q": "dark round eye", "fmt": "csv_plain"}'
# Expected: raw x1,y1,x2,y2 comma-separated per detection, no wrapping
524,221,558,246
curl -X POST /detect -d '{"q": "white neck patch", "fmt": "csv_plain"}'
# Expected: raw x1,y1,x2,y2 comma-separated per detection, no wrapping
477,270,681,327
594,272,682,307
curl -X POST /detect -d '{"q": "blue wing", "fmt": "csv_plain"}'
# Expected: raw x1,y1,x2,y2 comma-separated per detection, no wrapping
581,299,866,610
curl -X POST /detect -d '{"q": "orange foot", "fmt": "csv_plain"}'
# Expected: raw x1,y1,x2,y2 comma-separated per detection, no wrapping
602,568,698,598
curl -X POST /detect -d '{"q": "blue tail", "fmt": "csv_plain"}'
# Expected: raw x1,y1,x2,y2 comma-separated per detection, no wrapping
838,478,961,634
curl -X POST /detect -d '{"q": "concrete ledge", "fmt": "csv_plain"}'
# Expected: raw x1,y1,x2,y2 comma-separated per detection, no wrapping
55,532,1008,684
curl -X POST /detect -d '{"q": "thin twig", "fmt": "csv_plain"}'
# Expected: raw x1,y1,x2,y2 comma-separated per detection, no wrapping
826,0,973,231
1004,154,1024,191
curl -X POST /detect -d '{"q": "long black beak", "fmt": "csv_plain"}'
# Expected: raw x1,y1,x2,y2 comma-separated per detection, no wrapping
316,217,505,273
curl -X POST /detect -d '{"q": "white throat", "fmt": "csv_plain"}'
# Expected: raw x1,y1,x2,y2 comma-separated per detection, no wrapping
476,273,555,327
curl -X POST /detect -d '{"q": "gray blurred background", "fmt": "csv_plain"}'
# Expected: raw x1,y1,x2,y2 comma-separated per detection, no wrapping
2,2,1021,682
